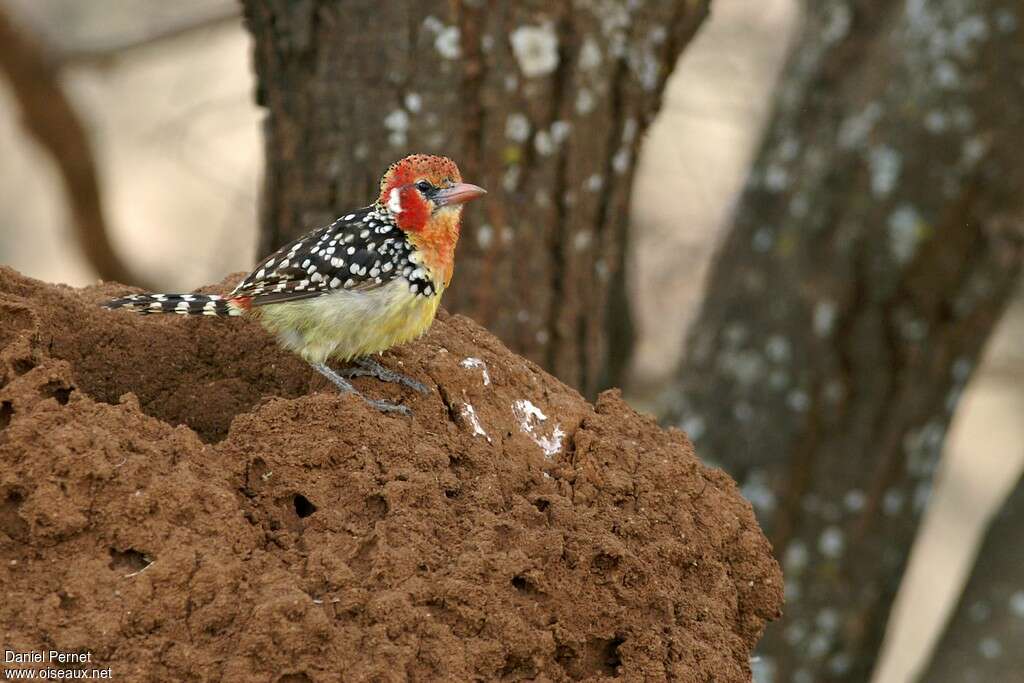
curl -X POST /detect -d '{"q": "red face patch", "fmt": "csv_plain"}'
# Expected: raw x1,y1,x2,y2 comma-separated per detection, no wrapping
378,154,466,233
394,185,431,232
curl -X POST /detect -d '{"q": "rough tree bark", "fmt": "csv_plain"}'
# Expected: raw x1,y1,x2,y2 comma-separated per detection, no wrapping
663,1,1024,681
922,472,1024,682
240,0,709,395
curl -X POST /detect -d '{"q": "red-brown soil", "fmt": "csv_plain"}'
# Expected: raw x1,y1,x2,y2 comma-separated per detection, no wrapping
0,266,781,682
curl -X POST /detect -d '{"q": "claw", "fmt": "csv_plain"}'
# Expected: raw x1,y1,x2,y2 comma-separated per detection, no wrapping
339,358,430,394
311,362,413,416
364,398,412,416
312,362,356,394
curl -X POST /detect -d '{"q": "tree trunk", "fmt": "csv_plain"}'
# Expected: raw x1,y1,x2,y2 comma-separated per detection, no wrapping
663,1,1024,680
922,472,1024,682
240,0,709,395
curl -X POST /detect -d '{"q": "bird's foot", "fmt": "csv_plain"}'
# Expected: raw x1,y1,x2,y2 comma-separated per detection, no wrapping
362,397,412,416
339,358,430,394
311,362,412,416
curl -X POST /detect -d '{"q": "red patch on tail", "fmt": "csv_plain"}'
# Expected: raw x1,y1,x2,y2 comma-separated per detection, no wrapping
229,296,253,311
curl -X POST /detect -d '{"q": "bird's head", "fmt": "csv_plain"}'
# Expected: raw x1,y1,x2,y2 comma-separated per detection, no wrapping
377,154,486,234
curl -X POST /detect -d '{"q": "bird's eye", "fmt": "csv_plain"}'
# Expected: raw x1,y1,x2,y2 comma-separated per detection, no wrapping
415,181,433,193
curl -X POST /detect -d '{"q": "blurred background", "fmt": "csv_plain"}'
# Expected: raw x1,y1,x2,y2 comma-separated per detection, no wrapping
1,1,1021,681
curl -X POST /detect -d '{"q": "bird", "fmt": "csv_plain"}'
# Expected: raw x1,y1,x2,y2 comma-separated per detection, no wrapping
104,154,486,415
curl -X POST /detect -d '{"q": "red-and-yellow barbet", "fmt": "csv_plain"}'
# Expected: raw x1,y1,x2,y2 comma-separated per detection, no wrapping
104,155,486,414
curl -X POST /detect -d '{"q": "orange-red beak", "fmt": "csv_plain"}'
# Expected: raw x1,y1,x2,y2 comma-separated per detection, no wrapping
435,183,487,207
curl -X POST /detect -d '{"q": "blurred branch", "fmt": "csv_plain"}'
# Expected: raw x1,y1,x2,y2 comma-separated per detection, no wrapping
663,0,1024,679
0,4,155,288
55,3,240,66
921,471,1024,681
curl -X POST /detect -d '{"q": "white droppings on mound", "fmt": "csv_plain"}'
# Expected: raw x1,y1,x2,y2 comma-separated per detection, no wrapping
513,399,565,458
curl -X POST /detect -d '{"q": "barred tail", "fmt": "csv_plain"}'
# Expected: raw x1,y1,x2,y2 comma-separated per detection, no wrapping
103,293,246,317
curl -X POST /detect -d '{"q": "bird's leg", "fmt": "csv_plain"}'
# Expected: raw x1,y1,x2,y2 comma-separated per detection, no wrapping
337,357,430,395
310,362,411,416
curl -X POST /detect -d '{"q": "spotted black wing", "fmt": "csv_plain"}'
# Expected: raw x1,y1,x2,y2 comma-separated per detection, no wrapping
230,205,414,306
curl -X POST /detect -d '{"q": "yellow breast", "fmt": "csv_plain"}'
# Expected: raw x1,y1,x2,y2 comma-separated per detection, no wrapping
253,280,443,364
